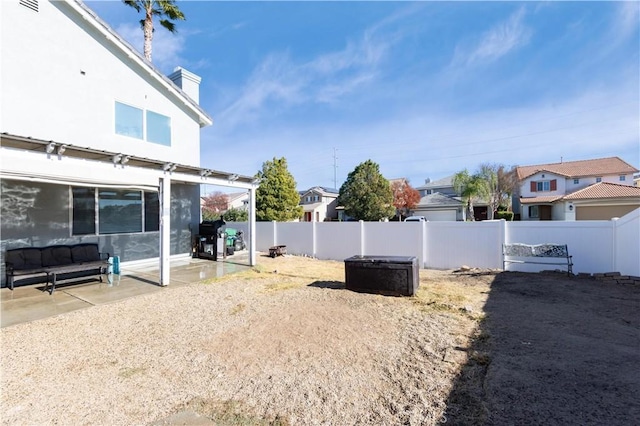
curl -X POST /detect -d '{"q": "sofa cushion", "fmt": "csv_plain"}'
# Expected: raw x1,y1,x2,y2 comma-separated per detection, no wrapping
71,244,101,263
6,248,43,270
41,246,73,267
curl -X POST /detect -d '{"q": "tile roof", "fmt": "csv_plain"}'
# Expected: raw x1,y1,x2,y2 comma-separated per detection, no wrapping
563,182,640,200
516,157,638,181
520,195,563,204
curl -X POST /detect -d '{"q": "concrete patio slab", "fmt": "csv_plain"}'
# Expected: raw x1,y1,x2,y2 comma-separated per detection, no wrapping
1,255,251,328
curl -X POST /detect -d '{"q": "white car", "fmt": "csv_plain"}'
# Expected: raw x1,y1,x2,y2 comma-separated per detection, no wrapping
404,216,427,222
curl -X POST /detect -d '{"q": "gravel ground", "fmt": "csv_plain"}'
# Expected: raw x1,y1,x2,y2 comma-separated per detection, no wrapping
2,256,638,425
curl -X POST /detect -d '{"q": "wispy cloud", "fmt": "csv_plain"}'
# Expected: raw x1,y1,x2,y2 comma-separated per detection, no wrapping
115,22,194,73
204,80,638,189
215,6,416,130
452,7,531,67
611,1,639,43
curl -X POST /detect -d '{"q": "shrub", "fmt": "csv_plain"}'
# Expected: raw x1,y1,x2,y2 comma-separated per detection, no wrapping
495,211,514,221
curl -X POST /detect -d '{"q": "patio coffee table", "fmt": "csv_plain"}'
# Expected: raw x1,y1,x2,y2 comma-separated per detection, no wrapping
44,262,108,295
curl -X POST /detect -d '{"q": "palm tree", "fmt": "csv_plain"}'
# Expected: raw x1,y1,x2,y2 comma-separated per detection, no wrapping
453,169,489,221
123,0,185,62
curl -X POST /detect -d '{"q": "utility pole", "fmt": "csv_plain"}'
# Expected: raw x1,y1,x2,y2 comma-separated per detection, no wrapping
333,147,338,189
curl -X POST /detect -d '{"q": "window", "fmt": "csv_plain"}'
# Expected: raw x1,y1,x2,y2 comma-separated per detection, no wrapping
72,188,159,235
531,179,557,192
115,102,143,139
115,102,172,145
529,205,539,218
537,181,550,192
72,188,96,235
144,192,160,231
146,110,171,146
596,177,602,183
573,179,579,184
99,189,142,234
619,175,626,182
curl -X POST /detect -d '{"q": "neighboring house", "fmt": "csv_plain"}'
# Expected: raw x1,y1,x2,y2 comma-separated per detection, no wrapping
412,193,465,221
226,192,250,211
299,187,339,222
0,0,257,287
517,157,640,221
416,176,458,197
414,175,488,221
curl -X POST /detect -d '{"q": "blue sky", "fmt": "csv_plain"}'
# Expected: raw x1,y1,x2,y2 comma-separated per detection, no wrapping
86,1,639,191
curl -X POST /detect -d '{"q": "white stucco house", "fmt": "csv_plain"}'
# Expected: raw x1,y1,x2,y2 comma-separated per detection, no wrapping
517,157,640,221
0,0,257,287
299,186,339,222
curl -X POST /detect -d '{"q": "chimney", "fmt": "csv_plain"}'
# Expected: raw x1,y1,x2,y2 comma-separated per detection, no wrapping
168,66,202,104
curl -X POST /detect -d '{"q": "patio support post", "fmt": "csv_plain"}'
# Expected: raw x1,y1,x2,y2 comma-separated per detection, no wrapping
159,176,171,286
249,186,257,266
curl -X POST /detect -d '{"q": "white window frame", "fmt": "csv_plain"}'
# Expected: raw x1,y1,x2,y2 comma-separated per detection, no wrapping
536,181,550,192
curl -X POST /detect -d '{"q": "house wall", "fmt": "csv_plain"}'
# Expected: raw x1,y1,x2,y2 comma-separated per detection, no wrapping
324,197,338,220
0,179,200,287
521,172,636,198
520,172,566,198
250,212,640,276
1,0,201,166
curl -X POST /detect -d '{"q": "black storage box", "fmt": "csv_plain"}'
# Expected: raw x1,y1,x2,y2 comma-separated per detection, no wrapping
344,255,419,296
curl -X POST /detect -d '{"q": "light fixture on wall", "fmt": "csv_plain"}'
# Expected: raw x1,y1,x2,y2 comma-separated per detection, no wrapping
45,142,56,154
57,145,67,155
112,154,122,164
569,204,574,211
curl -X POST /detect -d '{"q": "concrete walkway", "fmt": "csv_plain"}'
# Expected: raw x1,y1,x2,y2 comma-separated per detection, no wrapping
1,255,250,328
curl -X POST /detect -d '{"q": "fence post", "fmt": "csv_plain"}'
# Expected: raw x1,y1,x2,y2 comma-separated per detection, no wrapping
272,220,277,246
422,220,427,268
312,221,317,258
359,220,365,256
611,217,618,272
500,219,507,269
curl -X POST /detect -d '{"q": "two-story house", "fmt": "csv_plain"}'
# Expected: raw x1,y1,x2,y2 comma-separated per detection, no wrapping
0,0,257,287
517,157,640,220
299,187,339,222
414,175,487,221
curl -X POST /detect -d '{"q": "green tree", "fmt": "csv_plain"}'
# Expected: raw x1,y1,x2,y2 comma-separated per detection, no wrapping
123,0,185,62
223,207,248,222
453,169,490,221
338,160,395,221
255,157,303,221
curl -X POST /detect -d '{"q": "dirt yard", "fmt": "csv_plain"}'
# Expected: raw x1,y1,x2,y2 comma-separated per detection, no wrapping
1,255,639,425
